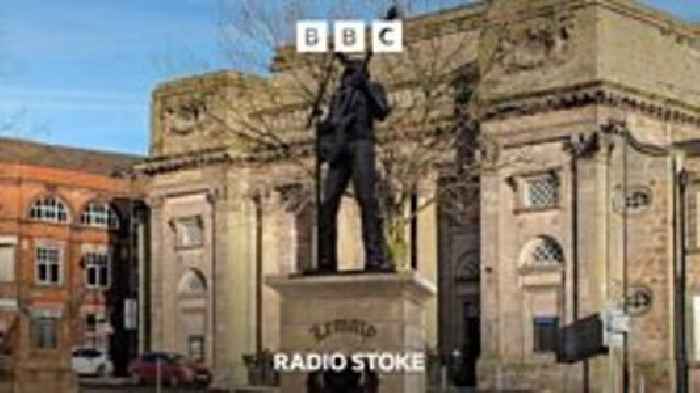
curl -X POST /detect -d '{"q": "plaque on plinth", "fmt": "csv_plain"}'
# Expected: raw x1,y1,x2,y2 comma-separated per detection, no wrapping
266,270,436,393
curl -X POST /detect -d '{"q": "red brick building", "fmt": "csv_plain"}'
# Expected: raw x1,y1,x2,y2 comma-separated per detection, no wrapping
0,137,142,369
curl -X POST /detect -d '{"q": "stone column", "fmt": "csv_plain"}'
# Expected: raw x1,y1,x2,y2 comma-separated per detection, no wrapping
567,131,613,393
146,196,165,351
205,190,219,371
136,205,149,355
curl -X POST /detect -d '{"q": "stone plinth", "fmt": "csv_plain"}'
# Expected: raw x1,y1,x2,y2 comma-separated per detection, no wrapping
266,271,436,393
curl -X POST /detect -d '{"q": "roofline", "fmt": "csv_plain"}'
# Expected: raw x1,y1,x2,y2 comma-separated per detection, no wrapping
0,136,143,161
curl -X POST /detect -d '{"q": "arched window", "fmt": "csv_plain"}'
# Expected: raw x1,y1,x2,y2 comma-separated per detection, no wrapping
177,269,207,295
80,202,119,229
521,236,563,267
29,196,70,223
455,251,480,281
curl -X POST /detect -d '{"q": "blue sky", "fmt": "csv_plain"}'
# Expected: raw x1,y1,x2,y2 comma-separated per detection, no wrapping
0,1,697,155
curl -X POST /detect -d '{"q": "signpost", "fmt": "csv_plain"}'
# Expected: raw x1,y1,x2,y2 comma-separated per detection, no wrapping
603,307,628,349
557,314,607,363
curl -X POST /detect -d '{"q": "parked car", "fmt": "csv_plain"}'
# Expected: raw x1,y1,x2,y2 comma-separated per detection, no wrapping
71,347,114,377
129,352,211,387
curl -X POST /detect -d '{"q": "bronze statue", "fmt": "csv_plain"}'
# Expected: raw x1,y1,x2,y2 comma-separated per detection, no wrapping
316,52,393,273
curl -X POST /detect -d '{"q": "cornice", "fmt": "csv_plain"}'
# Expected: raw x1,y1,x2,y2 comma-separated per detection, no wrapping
0,175,134,197
591,0,698,40
134,126,458,176
152,70,267,98
133,148,234,176
481,81,700,127
599,119,670,157
414,0,697,42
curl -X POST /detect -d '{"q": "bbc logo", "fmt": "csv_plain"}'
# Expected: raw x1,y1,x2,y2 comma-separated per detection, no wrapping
296,20,403,53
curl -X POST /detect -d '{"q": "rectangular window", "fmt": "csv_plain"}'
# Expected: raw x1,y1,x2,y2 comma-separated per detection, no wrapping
175,216,204,248
85,252,110,289
188,335,205,362
35,247,61,286
31,318,57,349
86,314,97,332
533,317,559,353
523,174,559,209
0,244,15,282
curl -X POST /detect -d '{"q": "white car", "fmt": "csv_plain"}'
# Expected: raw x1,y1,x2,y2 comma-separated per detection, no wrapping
72,348,114,377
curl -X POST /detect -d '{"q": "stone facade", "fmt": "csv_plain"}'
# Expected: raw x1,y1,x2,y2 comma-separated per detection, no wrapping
139,65,444,387
138,0,699,392
475,1,699,393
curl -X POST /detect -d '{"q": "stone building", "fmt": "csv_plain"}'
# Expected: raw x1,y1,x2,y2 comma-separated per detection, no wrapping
0,137,143,373
135,69,443,386
136,0,699,392
474,0,699,392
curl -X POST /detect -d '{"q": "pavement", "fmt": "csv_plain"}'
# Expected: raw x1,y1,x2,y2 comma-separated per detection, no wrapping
78,377,208,392
78,379,509,393
80,388,207,393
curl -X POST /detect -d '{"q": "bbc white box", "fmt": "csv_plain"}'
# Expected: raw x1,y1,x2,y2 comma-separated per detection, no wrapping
372,20,403,53
334,20,365,53
296,20,329,53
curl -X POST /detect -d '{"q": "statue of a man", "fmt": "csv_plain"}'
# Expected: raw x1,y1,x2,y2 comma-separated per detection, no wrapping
317,56,392,272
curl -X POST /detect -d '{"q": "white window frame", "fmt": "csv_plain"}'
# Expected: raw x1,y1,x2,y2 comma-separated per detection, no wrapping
80,202,119,229
35,246,63,286
29,196,70,224
84,252,111,289
0,237,17,282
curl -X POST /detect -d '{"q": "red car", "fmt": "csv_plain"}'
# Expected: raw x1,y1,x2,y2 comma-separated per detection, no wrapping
129,352,200,387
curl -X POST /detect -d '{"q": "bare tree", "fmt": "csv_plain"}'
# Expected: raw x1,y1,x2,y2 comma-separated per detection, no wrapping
174,0,516,269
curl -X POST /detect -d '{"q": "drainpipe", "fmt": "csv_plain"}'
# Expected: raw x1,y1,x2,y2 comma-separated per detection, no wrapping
254,195,263,355
208,192,217,368
620,132,630,393
410,191,418,270
676,166,689,393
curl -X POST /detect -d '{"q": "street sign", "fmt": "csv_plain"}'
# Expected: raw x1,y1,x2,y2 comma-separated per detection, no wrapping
611,312,630,333
693,297,700,361
124,299,137,330
557,314,607,363
603,307,628,348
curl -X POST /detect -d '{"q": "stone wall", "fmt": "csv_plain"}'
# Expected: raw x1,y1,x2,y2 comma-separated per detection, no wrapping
141,1,699,392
